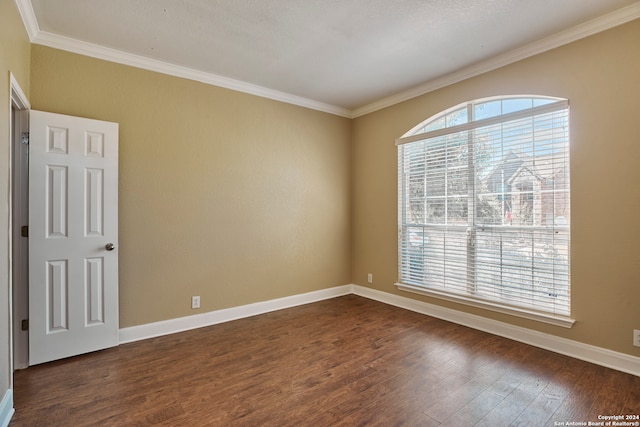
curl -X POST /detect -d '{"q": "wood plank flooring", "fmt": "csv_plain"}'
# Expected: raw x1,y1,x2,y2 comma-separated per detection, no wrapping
10,295,640,426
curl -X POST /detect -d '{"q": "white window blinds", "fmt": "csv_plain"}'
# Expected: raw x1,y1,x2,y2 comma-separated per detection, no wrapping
397,97,570,320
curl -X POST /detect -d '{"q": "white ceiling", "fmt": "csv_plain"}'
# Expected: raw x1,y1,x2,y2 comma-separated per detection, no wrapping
19,0,640,117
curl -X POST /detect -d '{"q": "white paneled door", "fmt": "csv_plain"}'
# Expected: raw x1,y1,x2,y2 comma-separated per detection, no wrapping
29,110,119,365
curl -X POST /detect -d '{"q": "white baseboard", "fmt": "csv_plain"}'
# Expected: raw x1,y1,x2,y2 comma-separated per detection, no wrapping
118,283,639,377
119,285,353,344
0,389,14,427
351,285,640,377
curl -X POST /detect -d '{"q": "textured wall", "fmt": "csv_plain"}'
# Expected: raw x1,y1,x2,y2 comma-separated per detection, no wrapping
30,45,352,327
5,8,640,409
352,19,640,356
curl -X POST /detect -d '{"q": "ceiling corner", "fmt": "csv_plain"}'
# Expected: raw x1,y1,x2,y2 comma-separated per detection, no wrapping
14,0,39,41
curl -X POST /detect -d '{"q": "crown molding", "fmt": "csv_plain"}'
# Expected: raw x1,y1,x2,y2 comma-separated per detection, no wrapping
15,0,640,119
14,0,38,40
30,31,353,117
14,0,351,117
352,2,640,118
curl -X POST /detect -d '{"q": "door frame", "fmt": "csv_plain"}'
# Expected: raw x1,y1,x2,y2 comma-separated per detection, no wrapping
10,73,30,371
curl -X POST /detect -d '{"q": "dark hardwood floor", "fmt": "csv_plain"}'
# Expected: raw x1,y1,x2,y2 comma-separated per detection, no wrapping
10,295,640,426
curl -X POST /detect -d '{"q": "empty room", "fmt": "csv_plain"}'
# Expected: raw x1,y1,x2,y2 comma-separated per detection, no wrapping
1,0,639,425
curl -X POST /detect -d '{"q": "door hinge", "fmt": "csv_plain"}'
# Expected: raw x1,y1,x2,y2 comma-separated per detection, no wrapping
21,319,28,331
21,225,28,237
21,132,29,145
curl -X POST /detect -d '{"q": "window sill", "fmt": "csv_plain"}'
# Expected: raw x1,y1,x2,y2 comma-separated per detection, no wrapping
395,282,575,328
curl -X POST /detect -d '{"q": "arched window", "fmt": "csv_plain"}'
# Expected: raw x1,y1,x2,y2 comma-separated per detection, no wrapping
396,96,571,325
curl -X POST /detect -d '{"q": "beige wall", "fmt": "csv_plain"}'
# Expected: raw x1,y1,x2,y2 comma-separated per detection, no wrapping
352,19,640,357
2,7,638,411
30,46,352,327
0,0,30,402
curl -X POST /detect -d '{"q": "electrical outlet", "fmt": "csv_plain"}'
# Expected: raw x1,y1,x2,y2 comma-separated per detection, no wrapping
191,296,200,309
367,273,373,283
634,329,640,347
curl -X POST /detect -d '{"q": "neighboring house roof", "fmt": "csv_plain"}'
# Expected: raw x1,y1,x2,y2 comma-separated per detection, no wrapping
484,150,530,191
484,150,566,191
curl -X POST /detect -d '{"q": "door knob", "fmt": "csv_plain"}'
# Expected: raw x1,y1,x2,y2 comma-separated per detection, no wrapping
105,243,115,251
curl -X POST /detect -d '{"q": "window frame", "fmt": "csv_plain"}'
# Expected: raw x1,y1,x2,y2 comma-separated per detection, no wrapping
396,96,574,328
